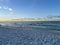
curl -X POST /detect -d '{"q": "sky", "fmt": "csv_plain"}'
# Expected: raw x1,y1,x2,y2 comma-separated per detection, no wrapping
0,0,60,20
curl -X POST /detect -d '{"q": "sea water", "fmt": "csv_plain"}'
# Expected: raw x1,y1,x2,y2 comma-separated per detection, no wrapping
0,21,60,30
0,21,60,45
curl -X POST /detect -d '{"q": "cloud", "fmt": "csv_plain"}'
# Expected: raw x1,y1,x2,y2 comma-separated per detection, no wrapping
8,8,13,11
0,0,13,15
3,6,13,11
0,6,13,14
0,6,2,9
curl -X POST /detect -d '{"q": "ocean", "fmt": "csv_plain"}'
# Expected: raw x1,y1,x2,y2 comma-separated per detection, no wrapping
0,21,60,45
0,21,60,30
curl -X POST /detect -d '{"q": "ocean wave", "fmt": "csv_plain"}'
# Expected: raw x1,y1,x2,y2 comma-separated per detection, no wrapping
0,21,60,30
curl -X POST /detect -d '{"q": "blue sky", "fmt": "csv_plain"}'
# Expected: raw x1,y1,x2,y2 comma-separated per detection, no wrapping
0,0,60,18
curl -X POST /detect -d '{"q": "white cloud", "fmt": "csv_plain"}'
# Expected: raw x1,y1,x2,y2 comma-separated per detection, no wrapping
0,6,2,9
0,6,13,14
8,8,13,11
3,6,13,11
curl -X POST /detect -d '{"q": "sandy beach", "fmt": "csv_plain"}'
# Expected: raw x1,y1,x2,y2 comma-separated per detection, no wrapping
0,26,60,45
